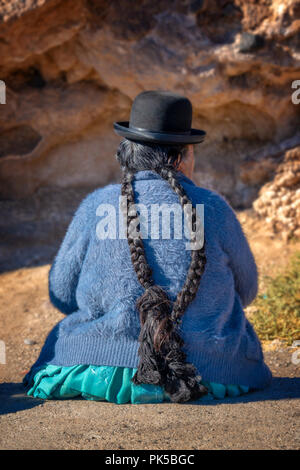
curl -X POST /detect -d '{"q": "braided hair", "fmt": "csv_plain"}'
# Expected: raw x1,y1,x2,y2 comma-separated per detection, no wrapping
116,139,207,403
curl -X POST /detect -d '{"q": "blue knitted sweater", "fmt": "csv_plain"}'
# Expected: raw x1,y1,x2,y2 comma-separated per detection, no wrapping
29,170,272,389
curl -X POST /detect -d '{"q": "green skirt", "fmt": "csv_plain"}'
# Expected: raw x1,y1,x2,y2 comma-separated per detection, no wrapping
24,364,250,404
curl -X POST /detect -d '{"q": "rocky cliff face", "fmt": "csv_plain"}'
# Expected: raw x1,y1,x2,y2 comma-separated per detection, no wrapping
254,145,300,240
0,1,299,221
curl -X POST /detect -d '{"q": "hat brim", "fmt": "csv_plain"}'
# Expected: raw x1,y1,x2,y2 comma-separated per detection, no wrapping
113,122,206,145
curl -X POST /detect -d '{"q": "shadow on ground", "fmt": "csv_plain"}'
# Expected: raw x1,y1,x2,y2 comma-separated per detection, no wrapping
0,383,44,415
0,377,299,416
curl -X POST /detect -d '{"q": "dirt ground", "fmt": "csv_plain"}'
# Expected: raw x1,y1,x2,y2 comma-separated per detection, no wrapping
0,187,299,450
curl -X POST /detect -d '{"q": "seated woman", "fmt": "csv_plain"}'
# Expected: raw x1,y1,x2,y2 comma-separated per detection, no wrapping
23,90,272,404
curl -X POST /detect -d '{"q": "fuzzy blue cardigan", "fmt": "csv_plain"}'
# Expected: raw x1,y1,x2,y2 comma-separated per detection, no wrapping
29,170,272,389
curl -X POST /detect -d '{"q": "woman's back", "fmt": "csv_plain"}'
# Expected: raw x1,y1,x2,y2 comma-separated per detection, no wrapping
35,169,271,390
25,91,272,403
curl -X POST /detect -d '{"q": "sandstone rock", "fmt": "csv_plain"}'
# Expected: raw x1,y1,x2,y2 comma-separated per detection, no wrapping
0,0,299,206
253,146,300,240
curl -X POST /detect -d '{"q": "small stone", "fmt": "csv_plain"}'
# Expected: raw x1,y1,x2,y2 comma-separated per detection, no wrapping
24,338,36,345
239,32,265,53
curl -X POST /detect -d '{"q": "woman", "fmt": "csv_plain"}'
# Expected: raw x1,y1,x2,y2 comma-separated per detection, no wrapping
23,90,272,404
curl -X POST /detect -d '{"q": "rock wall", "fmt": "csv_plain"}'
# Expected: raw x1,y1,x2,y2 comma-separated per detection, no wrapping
0,0,299,212
254,145,300,240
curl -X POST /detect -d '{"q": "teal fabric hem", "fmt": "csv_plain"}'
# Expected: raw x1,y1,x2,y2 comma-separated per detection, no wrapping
24,364,249,404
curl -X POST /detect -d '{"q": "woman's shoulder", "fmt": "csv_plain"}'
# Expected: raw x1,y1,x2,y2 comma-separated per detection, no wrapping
80,183,122,207
185,182,233,213
70,183,122,224
76,180,234,221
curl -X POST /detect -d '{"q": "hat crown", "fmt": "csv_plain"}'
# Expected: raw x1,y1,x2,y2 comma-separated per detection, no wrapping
129,90,192,133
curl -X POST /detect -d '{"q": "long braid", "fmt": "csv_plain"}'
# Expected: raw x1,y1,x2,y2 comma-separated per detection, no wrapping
120,158,208,403
121,170,153,290
121,169,173,384
158,167,207,325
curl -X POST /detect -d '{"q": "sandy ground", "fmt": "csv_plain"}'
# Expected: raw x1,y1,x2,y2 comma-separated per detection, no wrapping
0,188,299,450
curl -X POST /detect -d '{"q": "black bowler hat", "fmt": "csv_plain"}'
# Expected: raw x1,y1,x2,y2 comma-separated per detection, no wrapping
113,90,206,145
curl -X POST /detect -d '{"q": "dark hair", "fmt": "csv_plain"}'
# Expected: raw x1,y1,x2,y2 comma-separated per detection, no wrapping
116,138,207,402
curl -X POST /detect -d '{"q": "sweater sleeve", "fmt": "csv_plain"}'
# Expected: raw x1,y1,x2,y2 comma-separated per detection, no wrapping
48,195,92,314
214,194,258,307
